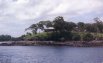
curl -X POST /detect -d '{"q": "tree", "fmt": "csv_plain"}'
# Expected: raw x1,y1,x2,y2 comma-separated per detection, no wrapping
85,23,97,32
53,16,65,32
26,16,103,41
53,16,75,32
26,20,53,34
39,21,53,28
0,35,12,41
72,33,81,41
65,22,76,31
26,24,38,34
82,33,94,41
94,17,103,33
77,22,85,32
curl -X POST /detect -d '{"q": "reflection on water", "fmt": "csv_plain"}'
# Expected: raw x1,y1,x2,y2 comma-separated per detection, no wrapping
0,46,103,63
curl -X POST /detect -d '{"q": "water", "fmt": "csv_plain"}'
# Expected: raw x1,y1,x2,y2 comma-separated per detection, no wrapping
0,46,103,63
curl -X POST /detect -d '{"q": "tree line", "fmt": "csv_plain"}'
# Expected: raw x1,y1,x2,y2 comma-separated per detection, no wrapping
0,35,24,41
0,16,103,41
22,16,103,41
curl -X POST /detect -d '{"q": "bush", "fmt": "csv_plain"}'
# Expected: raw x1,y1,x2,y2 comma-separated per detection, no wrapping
46,32,73,41
31,32,49,41
82,33,94,41
72,33,81,41
48,32,62,41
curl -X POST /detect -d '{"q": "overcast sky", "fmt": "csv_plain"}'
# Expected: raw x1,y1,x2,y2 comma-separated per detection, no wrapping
0,0,103,37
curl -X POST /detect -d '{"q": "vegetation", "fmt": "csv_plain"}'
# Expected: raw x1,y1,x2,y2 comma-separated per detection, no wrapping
0,35,12,41
72,33,81,41
1,16,103,42
0,35,25,41
23,16,103,41
82,33,94,41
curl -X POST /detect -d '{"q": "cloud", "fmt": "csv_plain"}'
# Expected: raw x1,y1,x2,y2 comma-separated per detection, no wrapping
49,0,103,15
0,0,103,36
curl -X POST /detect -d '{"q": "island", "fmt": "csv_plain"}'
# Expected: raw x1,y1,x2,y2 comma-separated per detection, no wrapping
0,16,103,47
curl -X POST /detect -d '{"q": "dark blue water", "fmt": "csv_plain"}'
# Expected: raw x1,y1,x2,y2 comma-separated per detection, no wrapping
0,46,103,63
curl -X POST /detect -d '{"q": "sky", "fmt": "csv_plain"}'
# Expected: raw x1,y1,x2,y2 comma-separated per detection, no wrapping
0,0,103,37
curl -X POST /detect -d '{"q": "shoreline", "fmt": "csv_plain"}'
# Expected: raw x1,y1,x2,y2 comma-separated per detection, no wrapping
0,41,103,47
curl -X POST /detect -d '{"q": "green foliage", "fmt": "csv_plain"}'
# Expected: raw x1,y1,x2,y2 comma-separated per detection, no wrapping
94,17,103,33
24,32,32,40
26,24,38,34
85,23,97,32
53,16,65,32
24,32,73,41
24,16,103,41
82,33,94,41
26,21,53,34
0,35,12,41
53,16,76,32
47,32,72,41
77,22,85,32
32,32,49,41
39,21,53,28
72,33,81,41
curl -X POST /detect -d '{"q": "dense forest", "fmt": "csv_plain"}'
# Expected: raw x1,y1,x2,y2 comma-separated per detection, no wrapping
1,16,103,42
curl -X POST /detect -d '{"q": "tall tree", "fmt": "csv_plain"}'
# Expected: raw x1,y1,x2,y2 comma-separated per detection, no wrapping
94,17,103,33
53,16,65,32
38,21,53,28
85,23,97,32
77,22,85,32
26,24,38,34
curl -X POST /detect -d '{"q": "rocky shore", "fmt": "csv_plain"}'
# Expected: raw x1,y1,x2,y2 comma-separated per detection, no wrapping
0,41,103,47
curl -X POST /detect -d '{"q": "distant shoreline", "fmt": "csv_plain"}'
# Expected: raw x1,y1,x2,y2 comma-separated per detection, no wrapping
0,41,103,47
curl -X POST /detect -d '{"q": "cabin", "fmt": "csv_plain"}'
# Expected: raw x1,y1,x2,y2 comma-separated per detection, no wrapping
44,27,55,32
